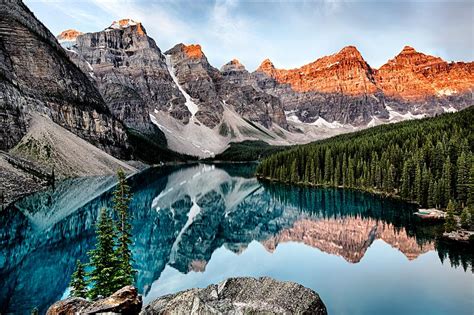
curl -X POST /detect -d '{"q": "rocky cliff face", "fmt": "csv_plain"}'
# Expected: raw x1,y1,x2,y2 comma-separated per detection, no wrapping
253,45,473,125
219,59,288,129
53,16,472,156
0,1,130,158
69,19,189,133
375,46,474,113
258,46,378,95
165,43,224,128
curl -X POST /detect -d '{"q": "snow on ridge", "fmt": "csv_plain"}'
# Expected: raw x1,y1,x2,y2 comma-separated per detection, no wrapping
284,111,344,129
367,116,377,127
165,54,199,116
442,106,457,113
385,105,426,121
436,88,457,96
310,117,343,129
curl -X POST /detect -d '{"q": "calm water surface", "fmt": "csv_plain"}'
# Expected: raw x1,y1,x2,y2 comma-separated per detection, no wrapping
0,163,473,314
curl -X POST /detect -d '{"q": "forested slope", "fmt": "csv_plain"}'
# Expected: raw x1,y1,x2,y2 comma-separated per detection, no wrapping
256,107,474,210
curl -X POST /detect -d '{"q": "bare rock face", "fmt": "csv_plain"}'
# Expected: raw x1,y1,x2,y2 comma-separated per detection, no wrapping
257,46,378,95
253,45,473,126
46,286,142,315
165,43,224,128
46,297,90,315
0,0,130,158
68,19,189,133
219,59,288,129
375,46,474,100
253,60,387,125
141,277,327,314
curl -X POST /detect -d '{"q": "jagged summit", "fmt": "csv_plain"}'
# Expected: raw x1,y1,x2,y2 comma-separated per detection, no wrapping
400,45,417,54
257,58,275,72
230,58,242,66
337,45,364,60
57,29,83,41
106,18,146,35
221,58,246,72
166,43,204,59
183,44,204,59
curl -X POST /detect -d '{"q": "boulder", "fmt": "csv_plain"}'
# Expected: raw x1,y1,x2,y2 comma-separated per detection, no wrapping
46,297,90,315
46,286,142,315
141,277,327,314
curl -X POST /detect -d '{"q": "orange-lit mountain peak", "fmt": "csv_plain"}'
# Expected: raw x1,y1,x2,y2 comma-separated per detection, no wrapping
108,19,145,35
57,29,83,41
183,44,203,59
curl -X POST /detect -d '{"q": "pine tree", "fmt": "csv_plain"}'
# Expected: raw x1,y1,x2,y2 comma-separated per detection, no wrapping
444,200,457,233
69,260,88,298
112,169,135,288
386,164,395,193
290,160,299,183
88,208,120,299
467,164,474,209
442,157,452,206
460,207,471,229
456,152,468,207
400,161,411,198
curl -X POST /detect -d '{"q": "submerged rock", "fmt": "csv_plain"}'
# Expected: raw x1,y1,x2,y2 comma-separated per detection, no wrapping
46,286,142,315
141,277,327,314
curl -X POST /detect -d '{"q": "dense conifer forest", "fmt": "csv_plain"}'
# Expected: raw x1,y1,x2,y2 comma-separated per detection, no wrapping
256,107,474,210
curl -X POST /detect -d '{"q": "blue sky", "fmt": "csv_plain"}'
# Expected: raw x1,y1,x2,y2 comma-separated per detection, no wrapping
25,0,473,71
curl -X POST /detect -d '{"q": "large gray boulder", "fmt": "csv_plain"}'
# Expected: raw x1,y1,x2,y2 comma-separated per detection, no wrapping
141,277,327,314
46,286,142,315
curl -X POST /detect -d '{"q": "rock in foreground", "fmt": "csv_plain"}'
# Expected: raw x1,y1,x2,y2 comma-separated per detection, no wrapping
47,286,142,315
141,277,327,314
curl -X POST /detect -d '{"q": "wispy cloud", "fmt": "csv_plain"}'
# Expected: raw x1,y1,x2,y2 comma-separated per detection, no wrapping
25,0,474,70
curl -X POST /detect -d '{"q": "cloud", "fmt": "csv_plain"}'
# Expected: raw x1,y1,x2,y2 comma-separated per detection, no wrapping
25,0,474,70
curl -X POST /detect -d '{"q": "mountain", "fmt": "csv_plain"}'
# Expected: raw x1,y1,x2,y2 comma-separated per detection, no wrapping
58,16,473,157
0,1,129,158
253,45,473,126
68,19,188,134
375,46,474,112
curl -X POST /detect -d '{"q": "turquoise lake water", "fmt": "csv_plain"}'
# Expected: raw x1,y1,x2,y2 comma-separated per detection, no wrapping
1,163,472,314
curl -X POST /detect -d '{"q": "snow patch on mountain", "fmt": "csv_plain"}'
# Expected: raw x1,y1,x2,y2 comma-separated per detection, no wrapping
311,117,344,129
442,106,457,113
386,106,427,121
165,54,199,117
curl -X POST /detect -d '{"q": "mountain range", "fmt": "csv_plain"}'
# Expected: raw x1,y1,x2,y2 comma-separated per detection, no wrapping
0,1,473,197
57,18,473,158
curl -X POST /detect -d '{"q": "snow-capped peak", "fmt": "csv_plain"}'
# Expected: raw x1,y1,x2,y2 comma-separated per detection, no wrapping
108,19,138,29
57,29,83,49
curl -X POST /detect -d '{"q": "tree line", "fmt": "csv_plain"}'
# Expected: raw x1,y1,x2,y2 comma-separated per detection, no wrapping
69,169,135,299
256,107,474,212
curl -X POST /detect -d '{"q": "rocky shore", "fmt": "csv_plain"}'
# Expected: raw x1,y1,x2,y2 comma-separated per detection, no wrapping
46,277,327,315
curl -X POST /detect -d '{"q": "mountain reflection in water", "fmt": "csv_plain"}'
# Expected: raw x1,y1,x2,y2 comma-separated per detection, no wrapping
0,163,472,315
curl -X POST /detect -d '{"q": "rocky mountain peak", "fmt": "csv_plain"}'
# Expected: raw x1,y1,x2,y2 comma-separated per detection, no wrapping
230,58,243,66
375,46,474,100
386,45,443,67
255,47,377,95
337,45,364,60
257,58,276,74
182,44,204,59
221,58,246,72
57,29,83,41
107,18,146,35
400,45,416,54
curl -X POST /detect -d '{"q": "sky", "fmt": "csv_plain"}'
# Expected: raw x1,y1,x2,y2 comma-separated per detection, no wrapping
25,0,474,71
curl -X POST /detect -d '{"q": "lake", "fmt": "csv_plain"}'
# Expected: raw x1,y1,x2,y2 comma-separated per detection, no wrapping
0,163,472,314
